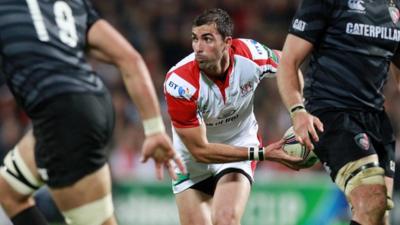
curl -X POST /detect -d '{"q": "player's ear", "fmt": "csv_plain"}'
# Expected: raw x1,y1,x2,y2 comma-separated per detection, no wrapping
224,36,232,46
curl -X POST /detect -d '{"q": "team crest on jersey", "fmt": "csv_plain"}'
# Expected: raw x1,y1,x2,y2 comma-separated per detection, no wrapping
354,133,370,150
389,5,400,24
348,0,366,13
240,81,254,97
165,73,196,100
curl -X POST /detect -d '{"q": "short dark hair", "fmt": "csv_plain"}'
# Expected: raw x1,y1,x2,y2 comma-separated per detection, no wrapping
192,8,234,38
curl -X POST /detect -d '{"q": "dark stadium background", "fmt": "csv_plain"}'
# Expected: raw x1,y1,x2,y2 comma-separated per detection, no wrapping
0,0,399,224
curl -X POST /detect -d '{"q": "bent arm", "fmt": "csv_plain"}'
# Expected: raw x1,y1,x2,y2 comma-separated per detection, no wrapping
87,19,160,120
175,125,248,164
276,34,313,110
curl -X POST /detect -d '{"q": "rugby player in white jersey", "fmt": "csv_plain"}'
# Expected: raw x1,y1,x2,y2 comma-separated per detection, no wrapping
164,8,302,225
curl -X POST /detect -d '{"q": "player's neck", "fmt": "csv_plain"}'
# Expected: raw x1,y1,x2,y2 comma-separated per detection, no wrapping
203,51,230,79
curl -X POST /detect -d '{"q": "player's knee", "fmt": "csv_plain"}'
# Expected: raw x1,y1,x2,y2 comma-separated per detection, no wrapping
0,177,35,217
211,207,241,225
61,194,114,225
351,185,387,218
335,157,393,211
0,147,42,196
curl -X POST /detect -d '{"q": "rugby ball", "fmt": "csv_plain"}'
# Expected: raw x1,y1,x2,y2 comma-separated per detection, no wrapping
283,127,319,168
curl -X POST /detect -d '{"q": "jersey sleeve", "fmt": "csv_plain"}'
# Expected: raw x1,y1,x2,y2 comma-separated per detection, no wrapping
83,0,100,29
233,39,280,80
288,0,335,45
164,72,200,128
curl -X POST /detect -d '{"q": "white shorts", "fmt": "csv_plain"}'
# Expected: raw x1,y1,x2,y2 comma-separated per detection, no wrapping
172,159,255,194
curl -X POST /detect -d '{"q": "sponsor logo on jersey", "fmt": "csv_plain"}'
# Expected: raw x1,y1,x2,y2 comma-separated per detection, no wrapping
244,39,269,60
165,73,196,100
348,0,366,13
354,133,370,150
250,39,264,55
389,6,400,24
292,19,306,31
346,23,400,41
217,104,237,119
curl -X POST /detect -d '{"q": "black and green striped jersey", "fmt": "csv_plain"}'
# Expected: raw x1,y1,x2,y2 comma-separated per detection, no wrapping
0,0,104,111
289,0,400,112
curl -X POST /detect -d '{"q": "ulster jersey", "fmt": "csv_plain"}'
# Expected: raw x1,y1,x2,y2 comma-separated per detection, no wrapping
164,38,280,154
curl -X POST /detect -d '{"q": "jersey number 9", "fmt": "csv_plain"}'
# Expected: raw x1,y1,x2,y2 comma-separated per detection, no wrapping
26,0,78,48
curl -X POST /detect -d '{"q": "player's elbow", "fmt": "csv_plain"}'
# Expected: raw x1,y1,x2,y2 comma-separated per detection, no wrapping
190,148,211,163
116,48,143,69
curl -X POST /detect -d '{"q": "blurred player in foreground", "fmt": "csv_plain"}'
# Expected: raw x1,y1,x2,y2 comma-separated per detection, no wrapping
0,0,184,225
277,0,400,224
164,8,302,225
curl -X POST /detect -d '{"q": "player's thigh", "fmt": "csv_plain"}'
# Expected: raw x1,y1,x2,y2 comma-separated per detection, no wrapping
15,130,38,177
0,131,41,216
49,164,111,210
212,172,251,220
50,164,116,225
175,188,213,225
0,175,35,217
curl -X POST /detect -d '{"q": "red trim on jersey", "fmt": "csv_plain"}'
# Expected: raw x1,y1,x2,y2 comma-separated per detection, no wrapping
253,58,278,68
231,39,252,59
165,60,201,128
166,94,200,128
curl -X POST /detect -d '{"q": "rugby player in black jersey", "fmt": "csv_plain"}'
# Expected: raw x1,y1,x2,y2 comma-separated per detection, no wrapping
277,0,400,224
0,0,184,225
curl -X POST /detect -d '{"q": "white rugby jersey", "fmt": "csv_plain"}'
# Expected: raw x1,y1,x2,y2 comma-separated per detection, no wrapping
164,38,280,157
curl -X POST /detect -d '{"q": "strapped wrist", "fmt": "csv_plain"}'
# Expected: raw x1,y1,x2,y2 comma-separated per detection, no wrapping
248,147,265,161
289,103,306,118
143,116,165,136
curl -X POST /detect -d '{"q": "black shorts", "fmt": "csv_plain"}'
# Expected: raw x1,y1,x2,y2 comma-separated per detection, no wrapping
313,110,396,181
190,168,252,196
29,92,115,188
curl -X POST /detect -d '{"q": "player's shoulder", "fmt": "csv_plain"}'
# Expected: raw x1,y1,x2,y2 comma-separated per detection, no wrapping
165,53,199,100
232,38,274,61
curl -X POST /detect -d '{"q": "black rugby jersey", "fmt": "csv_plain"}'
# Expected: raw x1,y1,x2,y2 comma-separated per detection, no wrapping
0,0,104,111
289,0,400,112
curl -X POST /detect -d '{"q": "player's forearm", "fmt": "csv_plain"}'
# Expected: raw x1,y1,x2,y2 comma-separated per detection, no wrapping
389,63,400,92
118,54,161,120
190,143,248,163
277,61,303,110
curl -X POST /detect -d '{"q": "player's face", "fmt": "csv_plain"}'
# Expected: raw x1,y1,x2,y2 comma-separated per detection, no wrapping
192,23,229,71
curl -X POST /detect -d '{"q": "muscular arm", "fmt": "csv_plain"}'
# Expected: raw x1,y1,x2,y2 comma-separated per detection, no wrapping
272,49,304,94
276,34,323,150
86,20,185,179
175,124,300,164
175,125,248,164
276,34,312,109
390,50,400,91
87,19,160,120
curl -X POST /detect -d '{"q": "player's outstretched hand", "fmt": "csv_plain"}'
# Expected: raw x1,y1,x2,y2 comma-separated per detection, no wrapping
291,111,324,151
140,133,186,180
263,139,303,169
